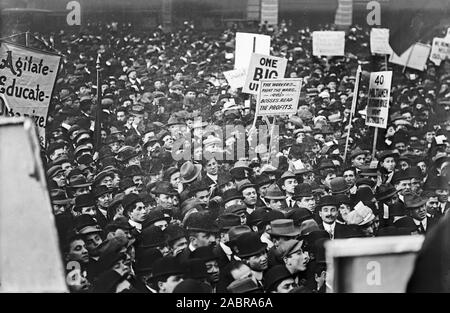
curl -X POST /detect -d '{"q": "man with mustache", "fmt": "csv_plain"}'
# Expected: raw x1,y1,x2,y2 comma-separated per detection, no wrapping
317,195,351,239
405,194,439,234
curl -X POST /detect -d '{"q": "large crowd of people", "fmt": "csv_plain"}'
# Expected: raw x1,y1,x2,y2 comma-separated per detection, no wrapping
34,19,450,293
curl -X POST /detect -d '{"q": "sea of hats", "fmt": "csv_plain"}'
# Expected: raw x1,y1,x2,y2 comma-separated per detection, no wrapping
37,19,450,293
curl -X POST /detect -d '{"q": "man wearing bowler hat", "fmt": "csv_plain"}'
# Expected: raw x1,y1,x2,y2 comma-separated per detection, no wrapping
190,246,220,292
317,195,350,239
404,193,439,234
234,232,268,287
293,183,316,214
214,214,241,268
264,264,297,293
150,256,184,293
122,193,149,232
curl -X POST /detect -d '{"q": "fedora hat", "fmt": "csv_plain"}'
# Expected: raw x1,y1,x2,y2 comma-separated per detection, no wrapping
254,174,274,187
299,219,320,237
227,277,263,293
330,177,351,194
292,183,313,200
404,193,427,209
264,265,294,292
234,232,267,258
267,219,301,237
230,161,251,179
237,179,257,193
375,184,398,201
277,171,296,186
350,147,370,159
180,161,202,183
264,184,286,200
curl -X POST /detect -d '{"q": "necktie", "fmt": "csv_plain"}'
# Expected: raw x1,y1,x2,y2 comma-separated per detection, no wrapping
418,222,425,234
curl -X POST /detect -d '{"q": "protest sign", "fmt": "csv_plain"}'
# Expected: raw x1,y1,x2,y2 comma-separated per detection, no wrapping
0,42,61,146
365,71,392,129
0,118,67,292
256,78,302,116
325,236,424,293
389,43,431,71
429,28,450,66
312,31,345,56
234,33,270,71
223,68,247,90
370,28,393,55
243,53,287,95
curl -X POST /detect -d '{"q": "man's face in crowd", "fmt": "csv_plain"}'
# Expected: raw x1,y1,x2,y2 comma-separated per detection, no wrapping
269,199,283,211
258,183,271,198
193,232,216,248
426,196,439,215
124,185,138,195
319,205,338,224
171,237,188,256
52,172,66,188
298,196,316,212
73,186,90,197
84,233,103,254
109,141,121,154
425,131,435,143
159,275,183,293
112,173,121,188
274,278,297,293
205,260,220,284
381,157,396,172
51,148,66,161
343,170,356,186
132,175,143,191
246,251,268,272
314,134,324,143
283,178,298,195
128,201,148,223
100,176,114,189
80,206,96,217
322,172,337,188
169,172,181,190
67,239,89,264
411,204,427,221
175,72,183,81
97,193,112,208
205,158,218,175
128,71,137,80
242,187,257,206
61,162,73,176
195,190,210,205
399,160,410,171
410,178,422,194
283,245,308,272
395,142,407,154
338,203,351,222
436,189,449,203
352,154,366,168
117,111,126,122
395,179,411,196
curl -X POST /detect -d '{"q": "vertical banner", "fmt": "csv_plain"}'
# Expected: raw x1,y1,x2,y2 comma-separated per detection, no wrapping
365,71,392,129
312,31,345,56
243,53,287,95
256,78,302,116
370,28,393,55
234,33,271,71
334,0,353,28
261,0,279,26
0,42,61,146
247,0,261,21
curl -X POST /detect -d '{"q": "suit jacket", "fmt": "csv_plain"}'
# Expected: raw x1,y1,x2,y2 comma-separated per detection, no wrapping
213,243,233,269
434,202,450,220
318,221,353,239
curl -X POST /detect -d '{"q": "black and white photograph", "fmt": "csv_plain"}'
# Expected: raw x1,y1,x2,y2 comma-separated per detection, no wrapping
1,0,450,296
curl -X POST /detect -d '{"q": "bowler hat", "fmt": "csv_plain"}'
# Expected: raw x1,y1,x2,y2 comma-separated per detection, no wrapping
184,212,219,233
74,193,95,210
264,265,294,292
234,232,267,258
237,179,256,193
74,214,102,235
190,246,217,262
264,184,286,200
134,248,163,275
359,166,378,177
277,171,297,186
189,180,210,195
47,165,65,178
152,181,178,196
224,203,247,215
375,184,398,201
227,225,252,247
392,169,414,184
222,188,243,203
217,214,241,231
254,174,274,187
262,210,286,226
104,217,134,234
51,189,72,205
247,208,271,227
173,278,212,293
267,219,301,237
404,194,427,209
299,219,320,236
316,195,337,209
152,256,184,278
292,183,313,200
142,210,170,229
119,178,136,192
180,161,202,183
93,185,112,199
118,148,140,163
378,150,399,162
166,224,186,243
122,193,142,213
350,147,369,159
286,207,313,226
329,177,351,194
138,225,169,248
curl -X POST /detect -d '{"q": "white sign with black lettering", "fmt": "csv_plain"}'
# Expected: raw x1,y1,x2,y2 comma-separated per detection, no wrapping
256,78,302,116
389,43,431,71
365,71,392,129
429,28,450,66
243,53,287,95
234,33,271,71
312,31,345,56
223,68,247,90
